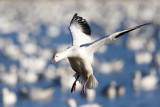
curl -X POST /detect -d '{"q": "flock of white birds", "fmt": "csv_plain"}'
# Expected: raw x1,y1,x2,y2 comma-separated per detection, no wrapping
0,1,160,107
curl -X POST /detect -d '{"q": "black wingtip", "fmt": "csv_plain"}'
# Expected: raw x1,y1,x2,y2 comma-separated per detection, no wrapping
139,22,152,26
70,13,78,24
115,22,152,38
70,13,91,35
74,13,78,17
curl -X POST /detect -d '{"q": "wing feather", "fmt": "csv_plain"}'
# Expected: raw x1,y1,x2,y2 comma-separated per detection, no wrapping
86,22,152,54
69,13,91,46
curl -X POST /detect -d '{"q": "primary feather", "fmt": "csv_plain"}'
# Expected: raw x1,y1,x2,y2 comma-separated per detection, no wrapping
69,13,91,46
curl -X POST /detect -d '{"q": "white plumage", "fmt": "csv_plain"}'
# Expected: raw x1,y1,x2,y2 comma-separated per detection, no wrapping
66,98,101,107
133,68,158,91
51,13,151,94
2,88,17,106
105,81,117,100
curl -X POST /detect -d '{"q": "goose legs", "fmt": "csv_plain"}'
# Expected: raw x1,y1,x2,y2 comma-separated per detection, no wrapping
81,77,89,95
71,76,89,95
71,75,80,93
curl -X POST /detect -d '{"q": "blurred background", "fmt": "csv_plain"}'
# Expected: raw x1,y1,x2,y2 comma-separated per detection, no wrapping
0,0,160,107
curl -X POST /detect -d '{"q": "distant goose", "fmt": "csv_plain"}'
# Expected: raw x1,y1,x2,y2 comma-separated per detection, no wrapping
51,13,151,94
0,65,18,86
66,98,101,107
20,87,54,101
133,68,158,91
117,85,125,97
105,81,125,99
2,88,17,106
86,89,96,102
105,81,117,99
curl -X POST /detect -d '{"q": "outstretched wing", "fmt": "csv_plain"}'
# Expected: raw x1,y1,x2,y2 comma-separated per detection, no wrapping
87,22,152,54
69,13,91,46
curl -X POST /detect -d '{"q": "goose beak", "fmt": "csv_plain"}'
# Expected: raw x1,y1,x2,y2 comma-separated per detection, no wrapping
51,58,56,64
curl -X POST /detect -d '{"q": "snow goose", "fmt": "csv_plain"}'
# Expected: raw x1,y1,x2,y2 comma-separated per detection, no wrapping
2,88,17,106
66,98,77,107
141,67,158,91
51,13,151,94
20,87,54,101
86,89,96,102
0,65,18,86
105,81,117,100
66,98,101,107
117,85,125,97
133,68,158,91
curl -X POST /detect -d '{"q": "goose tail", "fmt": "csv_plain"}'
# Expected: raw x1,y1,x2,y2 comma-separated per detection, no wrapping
87,74,98,89
74,73,98,89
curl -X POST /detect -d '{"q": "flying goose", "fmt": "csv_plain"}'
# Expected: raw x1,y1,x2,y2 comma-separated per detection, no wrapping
51,13,151,94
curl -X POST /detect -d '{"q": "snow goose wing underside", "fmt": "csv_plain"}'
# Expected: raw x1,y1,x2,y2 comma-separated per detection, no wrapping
69,13,91,46
87,22,152,54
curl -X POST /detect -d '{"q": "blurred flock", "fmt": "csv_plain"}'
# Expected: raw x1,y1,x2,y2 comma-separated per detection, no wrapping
0,1,160,107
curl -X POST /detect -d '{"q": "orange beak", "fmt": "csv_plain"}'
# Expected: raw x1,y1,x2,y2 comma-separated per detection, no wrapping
51,58,56,64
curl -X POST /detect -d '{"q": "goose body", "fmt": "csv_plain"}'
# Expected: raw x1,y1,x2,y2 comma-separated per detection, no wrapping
51,13,151,94
133,68,158,91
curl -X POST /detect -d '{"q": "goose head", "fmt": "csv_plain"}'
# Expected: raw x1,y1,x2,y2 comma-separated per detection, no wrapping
51,53,61,64
51,51,68,64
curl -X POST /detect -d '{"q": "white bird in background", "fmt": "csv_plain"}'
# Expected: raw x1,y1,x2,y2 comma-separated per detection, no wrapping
51,13,151,94
141,67,158,90
2,88,17,106
19,87,54,101
66,98,77,107
66,98,101,107
133,70,142,91
105,81,117,100
0,65,18,86
133,68,158,91
86,89,96,102
117,85,125,97
105,81,125,99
